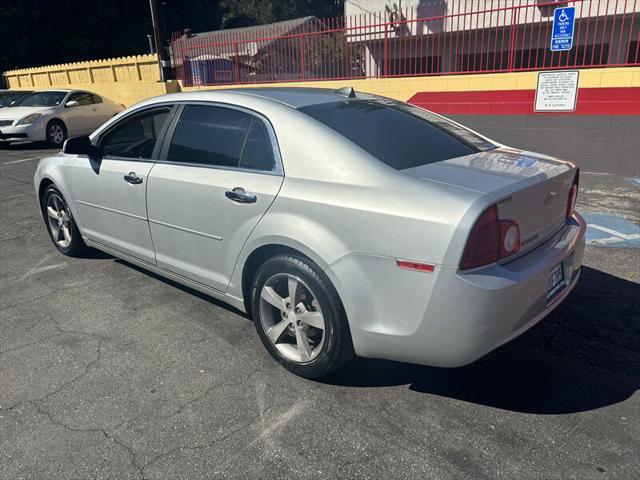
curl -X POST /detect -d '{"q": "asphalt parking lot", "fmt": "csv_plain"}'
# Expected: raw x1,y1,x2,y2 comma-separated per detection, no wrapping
1,143,639,480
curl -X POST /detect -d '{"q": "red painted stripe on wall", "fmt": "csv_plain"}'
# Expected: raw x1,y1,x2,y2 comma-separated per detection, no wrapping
408,87,640,115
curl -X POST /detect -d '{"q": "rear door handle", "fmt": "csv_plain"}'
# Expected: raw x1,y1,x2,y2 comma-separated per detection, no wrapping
124,172,143,184
225,187,257,204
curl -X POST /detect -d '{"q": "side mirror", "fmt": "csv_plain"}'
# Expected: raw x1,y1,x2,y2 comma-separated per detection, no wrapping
63,136,95,156
65,100,79,108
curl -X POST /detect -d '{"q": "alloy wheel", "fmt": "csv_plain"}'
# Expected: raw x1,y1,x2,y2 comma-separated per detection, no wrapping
46,193,72,248
259,273,326,363
49,124,65,145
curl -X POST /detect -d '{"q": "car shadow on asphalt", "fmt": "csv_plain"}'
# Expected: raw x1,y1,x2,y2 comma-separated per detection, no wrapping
111,254,638,414
0,141,59,150
114,259,249,317
325,266,640,414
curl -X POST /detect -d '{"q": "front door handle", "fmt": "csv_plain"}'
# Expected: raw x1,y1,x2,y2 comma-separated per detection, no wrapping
225,187,257,204
124,172,143,184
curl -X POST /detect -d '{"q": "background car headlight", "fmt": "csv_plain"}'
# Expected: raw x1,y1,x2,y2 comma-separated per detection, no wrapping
17,113,41,125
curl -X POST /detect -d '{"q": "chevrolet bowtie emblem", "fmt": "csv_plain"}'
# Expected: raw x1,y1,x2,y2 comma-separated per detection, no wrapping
544,191,557,206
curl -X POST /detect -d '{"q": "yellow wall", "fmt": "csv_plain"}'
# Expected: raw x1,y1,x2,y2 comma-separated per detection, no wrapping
4,57,638,106
3,54,179,106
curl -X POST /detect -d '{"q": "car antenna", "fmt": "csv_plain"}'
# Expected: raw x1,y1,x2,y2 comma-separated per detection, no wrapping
335,86,356,98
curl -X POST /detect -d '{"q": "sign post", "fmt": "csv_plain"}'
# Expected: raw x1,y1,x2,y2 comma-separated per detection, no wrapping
550,6,576,52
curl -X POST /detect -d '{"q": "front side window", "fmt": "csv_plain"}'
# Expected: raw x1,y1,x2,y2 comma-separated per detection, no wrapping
299,99,496,170
100,108,170,159
167,105,253,167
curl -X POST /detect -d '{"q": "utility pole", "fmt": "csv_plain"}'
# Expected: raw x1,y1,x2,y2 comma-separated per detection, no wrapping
149,0,170,81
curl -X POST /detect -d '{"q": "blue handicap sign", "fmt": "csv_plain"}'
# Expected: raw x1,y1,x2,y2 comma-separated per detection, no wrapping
550,6,575,52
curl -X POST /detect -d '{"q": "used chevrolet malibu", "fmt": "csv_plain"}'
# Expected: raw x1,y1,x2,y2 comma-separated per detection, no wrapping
33,88,585,378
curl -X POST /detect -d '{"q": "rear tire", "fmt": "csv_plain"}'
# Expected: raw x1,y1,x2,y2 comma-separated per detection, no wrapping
41,185,89,257
251,254,354,378
46,120,67,147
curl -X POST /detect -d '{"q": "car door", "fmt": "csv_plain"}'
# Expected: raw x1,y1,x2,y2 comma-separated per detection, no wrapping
70,105,175,264
62,92,95,136
146,103,284,292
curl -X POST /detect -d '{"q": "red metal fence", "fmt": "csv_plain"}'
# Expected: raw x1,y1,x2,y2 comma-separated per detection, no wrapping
171,0,640,86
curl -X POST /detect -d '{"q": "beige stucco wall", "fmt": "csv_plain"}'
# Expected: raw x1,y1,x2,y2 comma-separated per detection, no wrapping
2,54,179,106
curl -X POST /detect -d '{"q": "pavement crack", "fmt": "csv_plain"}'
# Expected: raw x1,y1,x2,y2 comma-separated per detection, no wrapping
34,402,145,480
0,332,65,355
140,404,277,477
174,369,267,413
1,337,103,411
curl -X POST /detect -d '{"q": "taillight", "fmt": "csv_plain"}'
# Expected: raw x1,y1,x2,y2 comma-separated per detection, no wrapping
460,204,521,270
499,221,520,258
566,168,580,219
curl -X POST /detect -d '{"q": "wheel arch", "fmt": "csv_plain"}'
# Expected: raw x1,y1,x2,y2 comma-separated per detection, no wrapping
240,243,319,315
239,241,355,356
35,156,82,232
37,177,55,211
46,117,67,128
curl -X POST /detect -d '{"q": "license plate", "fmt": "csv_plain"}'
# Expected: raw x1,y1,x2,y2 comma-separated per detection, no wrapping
547,262,565,300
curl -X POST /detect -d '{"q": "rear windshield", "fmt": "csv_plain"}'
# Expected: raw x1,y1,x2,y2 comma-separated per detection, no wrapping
299,99,495,170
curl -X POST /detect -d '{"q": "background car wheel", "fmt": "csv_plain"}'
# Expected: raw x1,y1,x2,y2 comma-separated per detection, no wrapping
251,254,354,378
46,120,67,147
41,185,89,257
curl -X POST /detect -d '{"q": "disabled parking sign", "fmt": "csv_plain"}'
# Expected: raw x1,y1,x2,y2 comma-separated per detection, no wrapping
550,7,575,51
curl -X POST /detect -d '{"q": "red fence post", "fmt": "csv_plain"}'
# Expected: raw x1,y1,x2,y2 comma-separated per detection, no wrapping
384,15,389,76
300,35,305,80
234,40,240,82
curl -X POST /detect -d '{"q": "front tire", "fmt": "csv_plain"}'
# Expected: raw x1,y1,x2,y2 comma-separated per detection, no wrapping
251,254,354,378
41,185,89,257
46,120,67,147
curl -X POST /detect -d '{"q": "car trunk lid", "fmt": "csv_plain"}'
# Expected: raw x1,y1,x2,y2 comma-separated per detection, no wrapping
402,147,577,255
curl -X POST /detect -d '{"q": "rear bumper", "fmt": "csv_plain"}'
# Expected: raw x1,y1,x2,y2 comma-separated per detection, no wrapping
330,212,586,367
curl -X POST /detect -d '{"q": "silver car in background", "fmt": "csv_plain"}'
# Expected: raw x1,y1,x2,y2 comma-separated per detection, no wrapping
33,88,585,378
0,89,124,146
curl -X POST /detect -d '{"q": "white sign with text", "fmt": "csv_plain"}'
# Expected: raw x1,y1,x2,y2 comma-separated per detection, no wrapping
534,70,579,112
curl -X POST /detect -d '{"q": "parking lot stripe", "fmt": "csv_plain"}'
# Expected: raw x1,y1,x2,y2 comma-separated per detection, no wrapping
2,156,42,164
589,224,640,240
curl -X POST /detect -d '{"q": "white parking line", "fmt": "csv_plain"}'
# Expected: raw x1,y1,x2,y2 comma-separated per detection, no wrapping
2,156,41,165
589,224,640,240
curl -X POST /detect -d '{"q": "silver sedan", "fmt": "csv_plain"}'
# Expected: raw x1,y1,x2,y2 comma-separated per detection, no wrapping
33,88,585,378
0,89,124,146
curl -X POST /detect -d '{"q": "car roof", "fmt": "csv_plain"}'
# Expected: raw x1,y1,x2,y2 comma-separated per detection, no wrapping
31,88,74,93
156,87,363,109
222,87,358,108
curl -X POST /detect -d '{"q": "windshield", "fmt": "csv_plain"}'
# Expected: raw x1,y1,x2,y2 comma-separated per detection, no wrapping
299,99,496,170
0,92,30,107
12,91,67,107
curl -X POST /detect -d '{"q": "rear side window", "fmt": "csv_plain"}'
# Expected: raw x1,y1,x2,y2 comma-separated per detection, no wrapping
299,100,495,170
68,92,93,106
91,94,103,104
239,119,276,171
167,105,252,167
101,108,170,159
